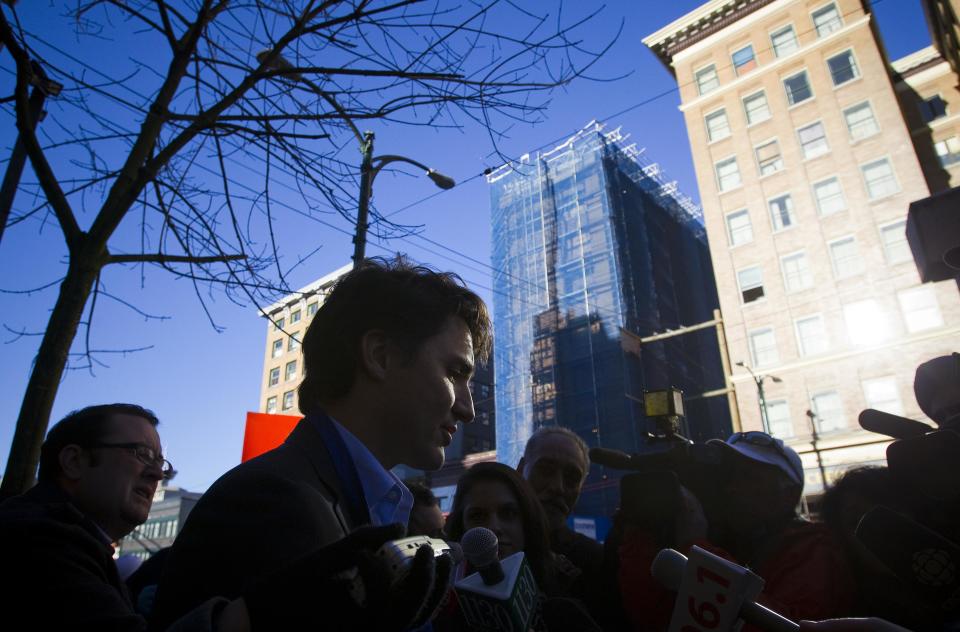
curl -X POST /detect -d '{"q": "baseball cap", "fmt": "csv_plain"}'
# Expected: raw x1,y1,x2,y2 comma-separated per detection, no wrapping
707,431,804,486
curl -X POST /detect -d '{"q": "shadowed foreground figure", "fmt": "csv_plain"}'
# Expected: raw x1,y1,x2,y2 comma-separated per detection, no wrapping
153,257,492,631
0,404,246,631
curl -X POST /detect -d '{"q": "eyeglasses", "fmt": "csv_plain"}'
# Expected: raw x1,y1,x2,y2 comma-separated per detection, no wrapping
88,442,175,480
728,431,802,483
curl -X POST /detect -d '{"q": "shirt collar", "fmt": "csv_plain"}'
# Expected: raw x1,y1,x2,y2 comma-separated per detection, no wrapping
329,417,413,527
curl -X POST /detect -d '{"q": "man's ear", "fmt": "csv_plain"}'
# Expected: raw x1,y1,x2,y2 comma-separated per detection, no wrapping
59,445,88,481
358,329,392,381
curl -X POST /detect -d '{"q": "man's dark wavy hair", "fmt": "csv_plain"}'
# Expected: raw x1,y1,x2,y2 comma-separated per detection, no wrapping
298,256,491,414
38,403,159,483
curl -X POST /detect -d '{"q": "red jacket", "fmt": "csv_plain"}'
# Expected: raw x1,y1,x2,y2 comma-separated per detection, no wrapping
618,521,854,632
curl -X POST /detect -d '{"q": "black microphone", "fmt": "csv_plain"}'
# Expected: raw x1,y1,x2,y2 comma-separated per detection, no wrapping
589,447,637,470
461,526,503,584
455,527,542,631
856,506,960,611
651,548,799,632
858,408,933,439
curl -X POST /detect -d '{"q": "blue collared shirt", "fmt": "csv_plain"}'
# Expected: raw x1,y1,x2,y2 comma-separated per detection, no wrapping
331,418,413,528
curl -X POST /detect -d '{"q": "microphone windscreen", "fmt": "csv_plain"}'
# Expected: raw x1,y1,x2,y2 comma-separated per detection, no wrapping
461,527,499,568
650,548,687,591
589,447,636,470
858,408,932,439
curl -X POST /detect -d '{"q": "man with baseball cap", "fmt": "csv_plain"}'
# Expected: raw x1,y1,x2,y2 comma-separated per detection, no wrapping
705,431,853,624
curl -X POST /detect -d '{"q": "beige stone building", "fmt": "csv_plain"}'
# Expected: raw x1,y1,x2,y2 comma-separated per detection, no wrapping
892,46,960,190
644,0,960,493
258,264,351,415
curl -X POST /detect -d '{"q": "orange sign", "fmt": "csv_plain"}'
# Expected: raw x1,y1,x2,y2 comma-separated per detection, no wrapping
242,412,300,462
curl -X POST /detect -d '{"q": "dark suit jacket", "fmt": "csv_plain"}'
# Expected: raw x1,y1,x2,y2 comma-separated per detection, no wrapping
152,416,364,629
0,483,222,632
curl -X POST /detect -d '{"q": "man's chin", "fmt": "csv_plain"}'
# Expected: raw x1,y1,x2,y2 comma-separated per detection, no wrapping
410,447,445,471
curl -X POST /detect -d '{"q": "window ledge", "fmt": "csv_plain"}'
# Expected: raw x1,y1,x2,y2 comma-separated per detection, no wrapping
867,190,903,204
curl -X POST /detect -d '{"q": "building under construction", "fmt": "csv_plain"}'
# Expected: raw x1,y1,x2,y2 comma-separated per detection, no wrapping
488,121,733,517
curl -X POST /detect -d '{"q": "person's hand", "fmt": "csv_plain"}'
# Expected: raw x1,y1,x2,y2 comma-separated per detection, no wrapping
243,523,452,631
799,617,911,632
674,485,708,549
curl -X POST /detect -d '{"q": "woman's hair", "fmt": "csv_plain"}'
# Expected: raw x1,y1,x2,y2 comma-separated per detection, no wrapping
444,462,553,588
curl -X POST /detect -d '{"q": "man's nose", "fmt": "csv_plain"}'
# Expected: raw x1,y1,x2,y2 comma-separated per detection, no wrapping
454,384,475,424
142,460,165,482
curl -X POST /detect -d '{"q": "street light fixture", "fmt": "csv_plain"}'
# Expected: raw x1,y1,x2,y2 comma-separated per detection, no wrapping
735,361,781,435
255,50,456,269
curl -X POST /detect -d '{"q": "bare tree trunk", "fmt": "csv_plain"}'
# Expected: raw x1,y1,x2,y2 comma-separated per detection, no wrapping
0,250,100,499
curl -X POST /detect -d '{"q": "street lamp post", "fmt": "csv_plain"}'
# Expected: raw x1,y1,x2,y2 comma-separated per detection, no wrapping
256,51,455,269
735,361,782,435
805,409,829,491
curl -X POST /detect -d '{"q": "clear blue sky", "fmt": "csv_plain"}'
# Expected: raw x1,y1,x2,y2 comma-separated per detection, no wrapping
0,0,930,492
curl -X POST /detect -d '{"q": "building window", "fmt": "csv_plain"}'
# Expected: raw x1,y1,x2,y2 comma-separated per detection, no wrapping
266,396,277,414
798,121,829,159
861,158,899,199
827,49,860,86
829,236,864,278
812,177,846,216
705,109,731,142
732,44,757,75
749,327,779,367
282,391,295,411
844,299,892,346
812,3,843,38
843,102,879,141
795,314,829,356
273,317,284,331
743,91,772,125
696,64,720,95
738,266,765,304
919,94,948,122
271,339,283,358
288,335,300,352
862,376,904,416
285,360,298,381
783,70,813,106
756,139,784,176
935,137,960,167
268,367,280,387
880,220,911,264
307,302,318,316
811,391,845,432
715,157,741,192
766,400,793,438
781,252,813,292
726,209,753,246
290,310,301,324
898,286,943,332
768,194,796,232
771,25,799,57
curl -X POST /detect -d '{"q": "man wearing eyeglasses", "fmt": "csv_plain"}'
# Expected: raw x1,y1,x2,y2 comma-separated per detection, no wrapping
0,403,249,630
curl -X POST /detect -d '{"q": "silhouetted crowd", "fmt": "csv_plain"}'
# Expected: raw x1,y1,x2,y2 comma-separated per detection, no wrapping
2,257,956,632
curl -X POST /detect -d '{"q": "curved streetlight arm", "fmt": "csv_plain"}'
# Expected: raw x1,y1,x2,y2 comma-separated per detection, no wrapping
370,155,456,189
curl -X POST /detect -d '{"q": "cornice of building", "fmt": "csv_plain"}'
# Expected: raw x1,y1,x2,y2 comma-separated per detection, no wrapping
891,46,948,83
261,262,352,317
642,0,780,71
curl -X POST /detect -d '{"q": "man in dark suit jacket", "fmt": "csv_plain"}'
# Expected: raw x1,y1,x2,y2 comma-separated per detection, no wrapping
0,403,247,632
153,257,492,630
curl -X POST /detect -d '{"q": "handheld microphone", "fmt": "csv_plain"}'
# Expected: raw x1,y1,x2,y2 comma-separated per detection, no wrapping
589,447,637,470
455,527,542,631
651,548,799,632
858,408,932,439
855,506,960,612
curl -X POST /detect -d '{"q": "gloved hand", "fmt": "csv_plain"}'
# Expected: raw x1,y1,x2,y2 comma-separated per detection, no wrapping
243,523,453,631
